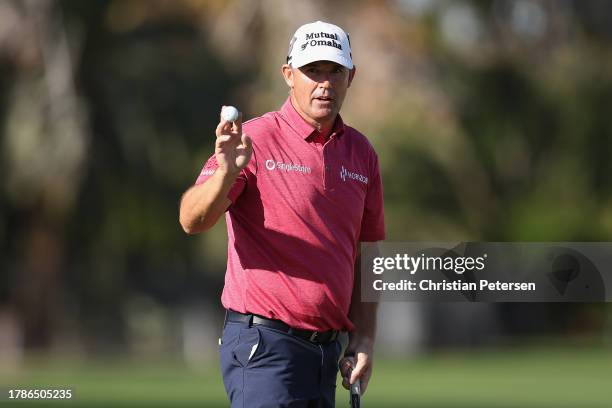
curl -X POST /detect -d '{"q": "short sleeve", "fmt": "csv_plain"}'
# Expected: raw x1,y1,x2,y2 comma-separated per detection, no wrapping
358,151,385,242
194,155,247,203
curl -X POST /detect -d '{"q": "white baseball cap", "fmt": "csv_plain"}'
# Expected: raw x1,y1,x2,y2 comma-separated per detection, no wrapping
286,21,353,69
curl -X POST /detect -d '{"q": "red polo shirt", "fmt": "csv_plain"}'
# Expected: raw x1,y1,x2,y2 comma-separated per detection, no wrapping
195,98,385,331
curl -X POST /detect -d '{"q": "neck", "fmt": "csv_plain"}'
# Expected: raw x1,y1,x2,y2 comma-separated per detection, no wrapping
312,122,333,140
290,94,334,138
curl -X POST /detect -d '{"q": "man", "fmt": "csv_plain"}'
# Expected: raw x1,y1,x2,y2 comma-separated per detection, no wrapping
179,21,385,407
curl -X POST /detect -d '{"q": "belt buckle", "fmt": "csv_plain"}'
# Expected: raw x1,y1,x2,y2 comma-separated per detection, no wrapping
309,331,320,343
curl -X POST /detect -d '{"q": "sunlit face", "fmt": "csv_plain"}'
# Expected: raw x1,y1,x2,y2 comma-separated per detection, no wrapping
282,60,356,129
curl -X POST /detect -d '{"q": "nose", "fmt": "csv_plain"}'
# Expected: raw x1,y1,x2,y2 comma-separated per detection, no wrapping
319,75,332,89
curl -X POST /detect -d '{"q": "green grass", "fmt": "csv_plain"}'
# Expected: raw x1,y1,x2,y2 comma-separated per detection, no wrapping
1,348,611,407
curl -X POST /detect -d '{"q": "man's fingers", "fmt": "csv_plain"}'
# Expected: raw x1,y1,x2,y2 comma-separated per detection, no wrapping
215,135,233,148
240,133,251,147
215,119,224,137
215,119,231,138
232,111,243,136
350,355,368,384
339,357,353,378
339,357,354,390
239,134,253,155
236,134,253,159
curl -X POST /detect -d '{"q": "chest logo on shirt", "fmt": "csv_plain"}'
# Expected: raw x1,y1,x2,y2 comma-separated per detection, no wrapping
265,159,312,174
340,166,368,184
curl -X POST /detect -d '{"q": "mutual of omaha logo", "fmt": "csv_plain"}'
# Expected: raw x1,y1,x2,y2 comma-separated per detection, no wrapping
265,159,311,174
340,166,368,184
300,31,342,51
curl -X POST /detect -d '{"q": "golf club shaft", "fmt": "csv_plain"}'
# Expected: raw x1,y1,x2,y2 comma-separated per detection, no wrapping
350,379,361,407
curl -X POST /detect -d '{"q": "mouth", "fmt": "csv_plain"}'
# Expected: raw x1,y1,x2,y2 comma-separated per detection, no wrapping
313,96,334,103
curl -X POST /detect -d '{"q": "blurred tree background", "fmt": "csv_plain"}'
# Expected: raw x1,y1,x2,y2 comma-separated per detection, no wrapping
1,0,612,368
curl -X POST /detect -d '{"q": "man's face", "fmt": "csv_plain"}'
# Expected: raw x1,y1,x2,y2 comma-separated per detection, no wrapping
282,60,355,127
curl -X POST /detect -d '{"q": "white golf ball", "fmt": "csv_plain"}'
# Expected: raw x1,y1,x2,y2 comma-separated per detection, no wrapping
222,106,239,122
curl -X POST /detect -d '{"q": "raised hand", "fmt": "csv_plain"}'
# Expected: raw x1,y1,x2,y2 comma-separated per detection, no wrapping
215,106,253,175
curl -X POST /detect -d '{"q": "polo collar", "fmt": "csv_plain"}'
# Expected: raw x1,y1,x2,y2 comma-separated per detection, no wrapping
280,97,345,140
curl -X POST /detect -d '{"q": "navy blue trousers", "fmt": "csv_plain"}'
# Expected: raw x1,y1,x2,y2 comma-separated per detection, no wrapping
219,320,342,407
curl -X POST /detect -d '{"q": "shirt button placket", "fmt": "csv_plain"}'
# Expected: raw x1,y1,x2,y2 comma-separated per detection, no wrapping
323,145,332,191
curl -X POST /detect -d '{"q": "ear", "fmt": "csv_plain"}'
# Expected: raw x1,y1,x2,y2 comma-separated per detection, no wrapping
347,66,356,88
281,64,294,88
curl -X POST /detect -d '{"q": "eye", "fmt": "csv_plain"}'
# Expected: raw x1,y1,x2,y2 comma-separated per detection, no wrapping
307,67,319,74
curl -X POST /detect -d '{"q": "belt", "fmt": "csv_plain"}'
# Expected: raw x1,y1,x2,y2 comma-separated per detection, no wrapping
226,310,339,345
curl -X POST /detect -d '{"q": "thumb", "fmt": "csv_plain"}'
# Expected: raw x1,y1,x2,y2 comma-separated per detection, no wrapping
350,354,367,384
